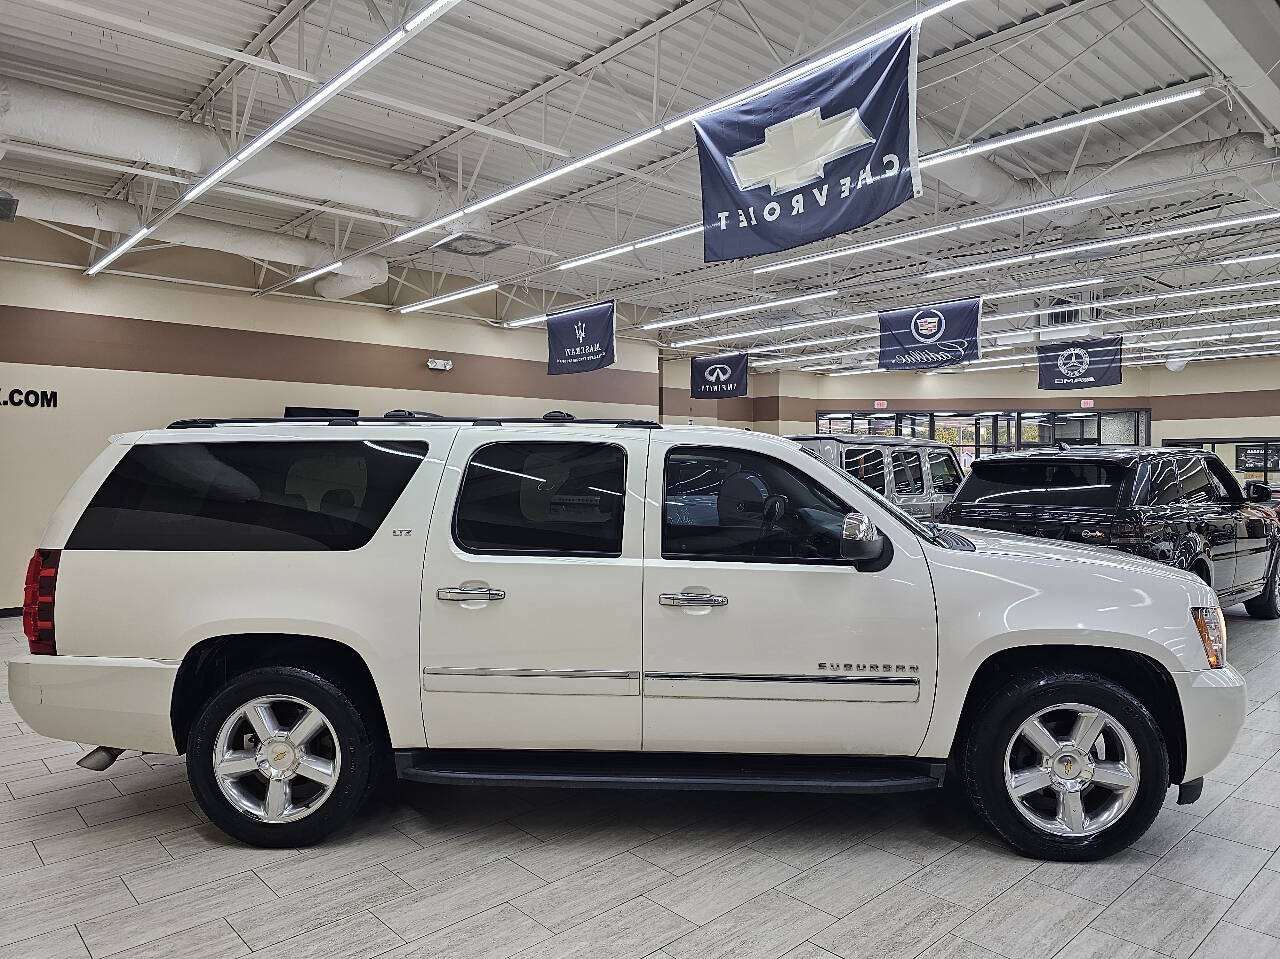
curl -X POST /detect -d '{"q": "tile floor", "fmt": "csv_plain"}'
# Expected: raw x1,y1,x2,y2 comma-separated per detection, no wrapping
3,611,1280,959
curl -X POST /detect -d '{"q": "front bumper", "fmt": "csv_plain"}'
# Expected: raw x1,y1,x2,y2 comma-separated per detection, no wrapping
7,654,179,755
1173,664,1247,782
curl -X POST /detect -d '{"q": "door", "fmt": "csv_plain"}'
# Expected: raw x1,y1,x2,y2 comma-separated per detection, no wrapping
889,448,932,518
642,437,938,756
923,448,963,518
841,446,888,497
1176,455,1238,590
419,429,648,749
1206,456,1271,589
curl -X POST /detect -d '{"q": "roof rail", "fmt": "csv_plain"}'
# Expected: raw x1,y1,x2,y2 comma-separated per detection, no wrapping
166,411,662,429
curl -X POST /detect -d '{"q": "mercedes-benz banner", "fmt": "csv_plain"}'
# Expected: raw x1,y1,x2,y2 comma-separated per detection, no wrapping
691,353,749,398
878,297,982,371
693,26,922,262
1037,335,1123,390
546,301,616,375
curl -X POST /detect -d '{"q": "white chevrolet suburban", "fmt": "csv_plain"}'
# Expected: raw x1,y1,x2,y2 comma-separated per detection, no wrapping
10,412,1246,861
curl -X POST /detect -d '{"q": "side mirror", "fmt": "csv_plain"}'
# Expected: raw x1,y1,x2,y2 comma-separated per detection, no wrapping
1245,480,1273,503
840,512,886,563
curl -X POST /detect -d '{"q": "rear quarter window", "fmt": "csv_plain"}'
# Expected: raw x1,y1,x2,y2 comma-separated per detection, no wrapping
67,440,429,550
952,459,1131,508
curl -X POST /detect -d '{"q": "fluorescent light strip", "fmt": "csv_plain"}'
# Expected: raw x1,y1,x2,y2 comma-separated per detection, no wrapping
84,226,152,275
633,224,703,249
662,0,974,133
556,244,636,270
926,210,1280,279
991,277,1280,321
291,261,343,285
87,0,464,276
504,314,547,328
919,88,1206,166
754,224,960,275
1221,251,1280,265
673,311,876,348
962,194,1109,228
399,281,498,314
992,278,1108,299
643,289,840,331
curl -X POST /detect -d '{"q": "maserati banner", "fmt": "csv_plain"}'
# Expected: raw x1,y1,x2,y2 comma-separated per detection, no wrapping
878,297,982,370
1037,336,1123,390
691,352,749,398
546,301,616,375
693,26,922,262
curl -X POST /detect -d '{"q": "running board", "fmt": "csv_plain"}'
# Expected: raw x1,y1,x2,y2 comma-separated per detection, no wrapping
394,749,946,794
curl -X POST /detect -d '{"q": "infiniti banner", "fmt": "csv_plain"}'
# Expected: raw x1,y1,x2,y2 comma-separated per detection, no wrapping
693,26,921,262
878,297,982,370
1037,336,1123,390
546,301,616,375
691,353,749,398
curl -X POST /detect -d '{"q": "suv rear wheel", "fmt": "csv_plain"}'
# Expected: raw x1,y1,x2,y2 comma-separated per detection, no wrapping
187,666,377,846
1244,554,1280,620
960,668,1167,861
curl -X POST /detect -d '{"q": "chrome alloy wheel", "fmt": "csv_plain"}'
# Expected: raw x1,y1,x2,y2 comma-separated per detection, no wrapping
212,695,342,824
1003,703,1140,838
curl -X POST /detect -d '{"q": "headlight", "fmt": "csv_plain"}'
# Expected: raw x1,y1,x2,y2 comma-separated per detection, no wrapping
1192,606,1227,668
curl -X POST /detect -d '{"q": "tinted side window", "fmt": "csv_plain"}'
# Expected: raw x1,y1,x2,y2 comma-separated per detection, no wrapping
453,442,625,556
1149,456,1182,505
842,447,886,494
926,450,962,494
1178,457,1215,503
892,451,925,495
663,446,850,563
68,440,428,551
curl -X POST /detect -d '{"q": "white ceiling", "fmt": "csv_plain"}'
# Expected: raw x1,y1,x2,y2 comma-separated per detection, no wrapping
2,0,1279,374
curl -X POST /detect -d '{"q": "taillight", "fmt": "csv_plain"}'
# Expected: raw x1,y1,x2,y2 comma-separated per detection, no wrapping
22,549,60,655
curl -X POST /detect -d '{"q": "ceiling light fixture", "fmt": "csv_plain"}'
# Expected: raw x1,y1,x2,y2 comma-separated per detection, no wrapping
399,281,499,314
87,0,462,277
673,311,876,347
556,245,636,270
291,262,343,285
1220,251,1280,265
642,289,841,331
504,314,547,328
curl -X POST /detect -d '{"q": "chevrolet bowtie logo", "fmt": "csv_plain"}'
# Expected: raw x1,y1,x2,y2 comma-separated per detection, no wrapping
727,107,875,195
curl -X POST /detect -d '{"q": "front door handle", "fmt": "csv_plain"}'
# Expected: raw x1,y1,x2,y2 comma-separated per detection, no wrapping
437,586,506,602
659,591,728,608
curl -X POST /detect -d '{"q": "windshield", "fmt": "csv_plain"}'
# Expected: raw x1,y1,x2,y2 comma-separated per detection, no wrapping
953,459,1130,508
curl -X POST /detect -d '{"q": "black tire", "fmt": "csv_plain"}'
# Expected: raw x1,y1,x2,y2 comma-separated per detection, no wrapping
187,666,379,847
1244,552,1280,619
960,668,1168,861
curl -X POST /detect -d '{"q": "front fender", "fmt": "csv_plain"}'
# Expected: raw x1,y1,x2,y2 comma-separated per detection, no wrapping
916,542,1214,758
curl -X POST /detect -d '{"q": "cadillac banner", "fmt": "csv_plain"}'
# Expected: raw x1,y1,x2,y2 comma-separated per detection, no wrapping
692,26,922,262
691,353,749,398
878,297,982,371
1037,336,1123,390
546,301,616,375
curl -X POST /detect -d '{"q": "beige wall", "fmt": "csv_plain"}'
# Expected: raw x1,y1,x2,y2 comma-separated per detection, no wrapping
0,256,659,604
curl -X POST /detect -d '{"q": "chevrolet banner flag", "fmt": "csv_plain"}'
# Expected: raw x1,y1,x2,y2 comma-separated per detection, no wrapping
693,26,922,262
691,353,749,398
546,301,616,375
1037,336,1124,390
878,297,982,371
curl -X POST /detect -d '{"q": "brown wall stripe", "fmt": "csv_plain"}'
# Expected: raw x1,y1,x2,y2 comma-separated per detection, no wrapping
0,306,658,407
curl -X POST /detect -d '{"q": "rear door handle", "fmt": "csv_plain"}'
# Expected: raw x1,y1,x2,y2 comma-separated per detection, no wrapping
659,592,728,607
437,586,506,602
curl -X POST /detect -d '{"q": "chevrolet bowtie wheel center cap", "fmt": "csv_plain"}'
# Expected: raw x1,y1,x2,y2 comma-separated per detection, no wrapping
256,739,300,779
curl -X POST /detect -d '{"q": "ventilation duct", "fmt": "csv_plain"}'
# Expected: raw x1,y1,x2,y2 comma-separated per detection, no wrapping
0,178,388,290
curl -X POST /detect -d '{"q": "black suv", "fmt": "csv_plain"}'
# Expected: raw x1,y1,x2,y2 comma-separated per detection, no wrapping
941,446,1280,618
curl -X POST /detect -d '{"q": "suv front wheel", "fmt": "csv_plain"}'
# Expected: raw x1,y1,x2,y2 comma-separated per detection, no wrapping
961,668,1167,861
1244,553,1280,620
187,666,378,846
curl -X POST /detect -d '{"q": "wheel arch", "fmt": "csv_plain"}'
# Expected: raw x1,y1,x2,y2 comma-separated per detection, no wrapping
949,644,1187,785
171,633,389,757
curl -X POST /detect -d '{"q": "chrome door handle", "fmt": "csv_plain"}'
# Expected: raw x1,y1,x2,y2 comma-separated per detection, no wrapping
437,586,506,602
659,591,728,608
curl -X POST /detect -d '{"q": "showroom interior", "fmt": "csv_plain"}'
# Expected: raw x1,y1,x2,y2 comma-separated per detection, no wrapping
4,0,1280,957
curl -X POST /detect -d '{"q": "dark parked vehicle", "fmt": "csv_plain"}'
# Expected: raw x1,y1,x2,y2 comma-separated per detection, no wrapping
941,446,1280,618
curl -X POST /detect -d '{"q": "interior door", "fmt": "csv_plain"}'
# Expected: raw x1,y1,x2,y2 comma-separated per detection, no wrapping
419,428,649,750
641,436,938,756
